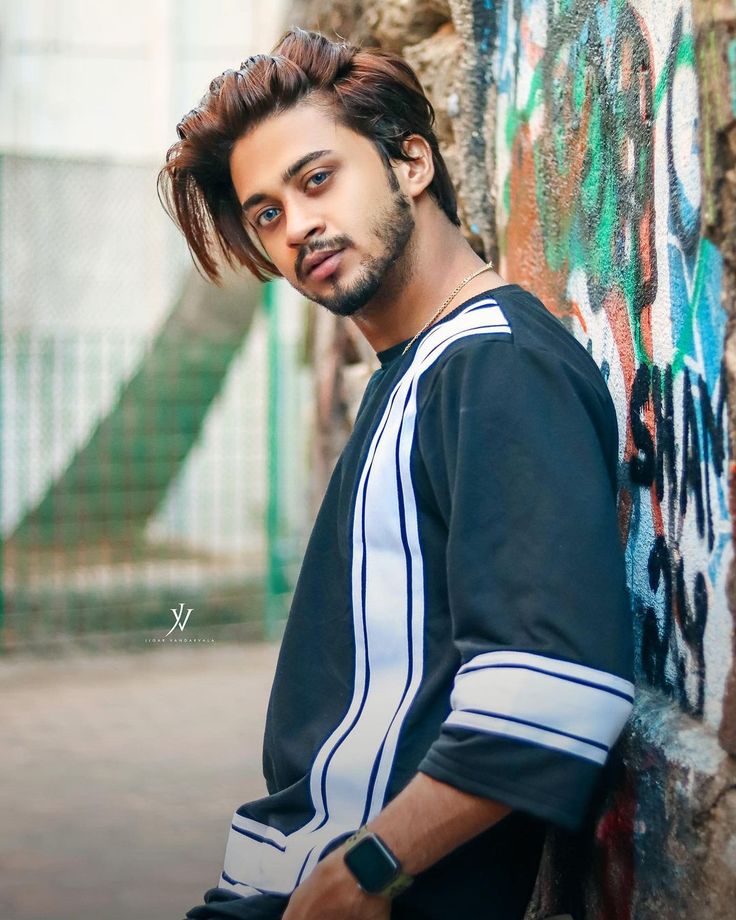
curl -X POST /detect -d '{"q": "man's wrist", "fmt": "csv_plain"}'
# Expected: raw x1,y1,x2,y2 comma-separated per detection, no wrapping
316,844,390,905
341,826,414,899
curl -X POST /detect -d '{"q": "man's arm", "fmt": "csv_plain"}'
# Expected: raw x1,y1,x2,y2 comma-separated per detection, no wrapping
282,773,512,919
365,771,512,876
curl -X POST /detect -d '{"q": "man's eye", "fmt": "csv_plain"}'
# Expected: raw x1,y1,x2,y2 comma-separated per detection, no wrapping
256,207,280,228
306,170,331,188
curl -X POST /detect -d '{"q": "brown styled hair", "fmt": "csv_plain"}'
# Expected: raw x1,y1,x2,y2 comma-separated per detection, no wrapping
157,27,461,283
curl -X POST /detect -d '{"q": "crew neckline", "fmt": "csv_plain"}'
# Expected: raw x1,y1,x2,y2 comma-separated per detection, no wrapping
375,283,522,368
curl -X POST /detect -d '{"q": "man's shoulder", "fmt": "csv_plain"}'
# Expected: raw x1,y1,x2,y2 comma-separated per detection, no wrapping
423,286,602,380
415,285,615,422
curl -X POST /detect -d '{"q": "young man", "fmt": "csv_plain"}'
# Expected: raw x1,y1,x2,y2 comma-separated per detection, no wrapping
159,28,635,920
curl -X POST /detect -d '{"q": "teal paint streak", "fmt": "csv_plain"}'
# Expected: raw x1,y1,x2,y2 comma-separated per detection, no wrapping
671,236,708,377
597,170,617,279
504,64,543,149
654,33,695,117
573,50,587,112
581,105,602,217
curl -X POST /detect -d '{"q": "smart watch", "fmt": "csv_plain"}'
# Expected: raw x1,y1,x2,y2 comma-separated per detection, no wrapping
342,826,414,898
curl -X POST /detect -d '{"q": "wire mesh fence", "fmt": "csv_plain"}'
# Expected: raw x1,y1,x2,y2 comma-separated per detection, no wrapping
1,153,312,652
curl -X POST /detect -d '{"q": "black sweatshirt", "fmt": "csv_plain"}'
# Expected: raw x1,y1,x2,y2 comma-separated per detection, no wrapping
184,284,635,920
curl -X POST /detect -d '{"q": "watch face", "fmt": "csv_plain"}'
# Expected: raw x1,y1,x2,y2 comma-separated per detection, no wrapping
344,835,399,894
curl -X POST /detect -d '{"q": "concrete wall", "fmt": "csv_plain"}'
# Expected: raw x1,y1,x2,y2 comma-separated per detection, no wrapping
288,0,736,914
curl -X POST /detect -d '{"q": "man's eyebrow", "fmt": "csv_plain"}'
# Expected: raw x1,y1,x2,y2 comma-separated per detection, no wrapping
240,149,334,214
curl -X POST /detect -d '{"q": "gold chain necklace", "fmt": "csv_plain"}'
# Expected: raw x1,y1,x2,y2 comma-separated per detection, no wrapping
400,260,495,357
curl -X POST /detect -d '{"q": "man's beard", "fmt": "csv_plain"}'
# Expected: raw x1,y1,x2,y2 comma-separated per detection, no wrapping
295,186,416,318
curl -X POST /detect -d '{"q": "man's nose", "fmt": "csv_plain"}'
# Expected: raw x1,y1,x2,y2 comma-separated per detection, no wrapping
285,202,325,249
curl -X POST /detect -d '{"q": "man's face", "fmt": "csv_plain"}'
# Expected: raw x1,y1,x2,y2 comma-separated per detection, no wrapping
229,99,416,316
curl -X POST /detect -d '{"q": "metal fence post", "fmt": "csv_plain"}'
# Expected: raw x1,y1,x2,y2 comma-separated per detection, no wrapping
0,151,4,649
263,280,290,640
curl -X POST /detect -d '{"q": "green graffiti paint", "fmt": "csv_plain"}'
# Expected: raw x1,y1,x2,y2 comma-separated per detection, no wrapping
654,33,695,117
581,106,602,217
504,65,543,150
597,173,617,274
573,53,587,112
671,237,708,377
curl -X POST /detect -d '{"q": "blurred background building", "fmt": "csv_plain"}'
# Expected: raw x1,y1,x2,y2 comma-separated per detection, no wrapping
0,6,315,919
1,0,311,651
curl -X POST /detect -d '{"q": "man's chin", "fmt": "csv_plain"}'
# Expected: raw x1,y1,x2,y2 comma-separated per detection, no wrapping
311,291,370,318
297,272,380,318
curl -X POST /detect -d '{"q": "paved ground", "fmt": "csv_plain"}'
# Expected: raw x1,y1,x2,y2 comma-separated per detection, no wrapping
0,642,281,920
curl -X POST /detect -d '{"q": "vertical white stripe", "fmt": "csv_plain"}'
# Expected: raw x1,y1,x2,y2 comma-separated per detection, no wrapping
219,300,512,895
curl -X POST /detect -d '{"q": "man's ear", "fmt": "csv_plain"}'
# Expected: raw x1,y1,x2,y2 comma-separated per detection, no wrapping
395,134,435,198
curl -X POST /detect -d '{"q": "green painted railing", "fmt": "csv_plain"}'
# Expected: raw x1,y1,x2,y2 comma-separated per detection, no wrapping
1,282,311,652
264,281,291,640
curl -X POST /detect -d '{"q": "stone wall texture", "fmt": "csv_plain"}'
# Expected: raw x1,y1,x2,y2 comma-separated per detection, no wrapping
285,0,736,915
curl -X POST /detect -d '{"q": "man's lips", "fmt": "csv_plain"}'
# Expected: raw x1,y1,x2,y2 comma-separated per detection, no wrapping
304,248,345,281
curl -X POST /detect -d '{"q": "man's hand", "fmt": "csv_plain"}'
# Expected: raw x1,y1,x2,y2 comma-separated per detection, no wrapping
282,847,391,920
281,772,511,918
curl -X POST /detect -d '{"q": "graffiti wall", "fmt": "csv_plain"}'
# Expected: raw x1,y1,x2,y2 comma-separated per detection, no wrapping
285,0,736,912
494,0,732,736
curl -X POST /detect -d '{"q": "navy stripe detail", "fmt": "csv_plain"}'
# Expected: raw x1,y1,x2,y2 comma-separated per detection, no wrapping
465,298,500,313
459,708,610,752
220,868,286,897
444,721,607,767
316,378,405,832
362,316,512,818
294,849,312,888
230,824,286,851
458,663,635,704
221,868,294,898
221,869,248,887
362,317,506,814
363,381,417,823
419,318,512,367
319,315,514,832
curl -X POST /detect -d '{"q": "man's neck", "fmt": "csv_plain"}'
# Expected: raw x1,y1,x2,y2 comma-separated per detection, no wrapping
349,217,507,353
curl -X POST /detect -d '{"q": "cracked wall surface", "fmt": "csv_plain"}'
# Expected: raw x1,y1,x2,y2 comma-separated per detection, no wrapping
283,0,736,914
